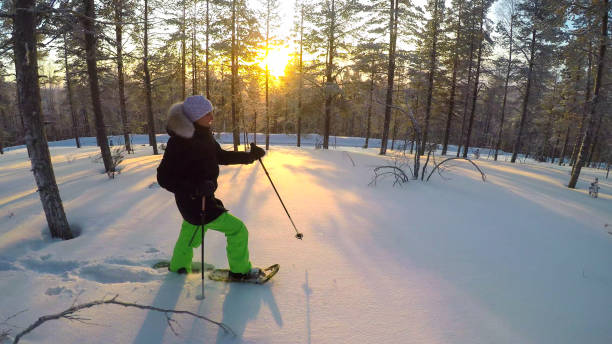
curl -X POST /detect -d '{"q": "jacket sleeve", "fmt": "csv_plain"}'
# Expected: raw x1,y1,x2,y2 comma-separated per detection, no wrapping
216,141,254,165
157,139,195,194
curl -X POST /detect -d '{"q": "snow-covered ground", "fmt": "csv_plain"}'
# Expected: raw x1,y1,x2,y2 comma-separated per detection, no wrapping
1,135,611,344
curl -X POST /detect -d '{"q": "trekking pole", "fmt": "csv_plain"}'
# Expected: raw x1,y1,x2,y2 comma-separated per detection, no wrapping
258,158,303,240
200,228,205,299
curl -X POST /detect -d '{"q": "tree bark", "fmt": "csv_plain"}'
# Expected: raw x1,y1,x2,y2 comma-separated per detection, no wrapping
568,0,608,188
511,26,537,163
114,0,131,152
380,0,398,155
14,0,73,239
83,0,114,169
143,0,158,155
62,34,80,149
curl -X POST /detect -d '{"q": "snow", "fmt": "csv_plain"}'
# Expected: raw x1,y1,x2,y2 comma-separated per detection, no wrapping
1,135,611,344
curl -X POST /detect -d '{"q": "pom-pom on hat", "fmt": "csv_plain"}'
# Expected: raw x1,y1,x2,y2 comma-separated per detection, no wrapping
182,95,213,122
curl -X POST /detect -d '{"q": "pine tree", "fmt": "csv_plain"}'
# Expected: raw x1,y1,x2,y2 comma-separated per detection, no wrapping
568,0,609,188
510,0,563,163
82,0,115,169
462,0,492,158
419,0,444,156
13,0,73,239
142,0,159,154
493,0,517,161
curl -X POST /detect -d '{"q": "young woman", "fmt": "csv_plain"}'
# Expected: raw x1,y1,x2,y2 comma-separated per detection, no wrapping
157,95,266,279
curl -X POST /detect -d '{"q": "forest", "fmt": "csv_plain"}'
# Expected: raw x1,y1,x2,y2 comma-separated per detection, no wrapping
0,0,610,237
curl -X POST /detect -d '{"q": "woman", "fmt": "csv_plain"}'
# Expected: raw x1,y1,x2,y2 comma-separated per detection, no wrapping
157,95,266,279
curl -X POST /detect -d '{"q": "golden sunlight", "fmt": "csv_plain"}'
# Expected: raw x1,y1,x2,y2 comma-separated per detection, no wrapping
260,47,292,77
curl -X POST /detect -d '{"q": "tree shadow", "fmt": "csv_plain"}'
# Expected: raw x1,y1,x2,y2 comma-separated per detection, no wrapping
303,270,313,344
215,282,282,343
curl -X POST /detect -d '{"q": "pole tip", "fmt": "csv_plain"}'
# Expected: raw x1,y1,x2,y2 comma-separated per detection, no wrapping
295,233,303,240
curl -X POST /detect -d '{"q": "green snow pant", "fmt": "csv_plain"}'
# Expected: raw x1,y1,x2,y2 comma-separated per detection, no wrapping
169,212,252,274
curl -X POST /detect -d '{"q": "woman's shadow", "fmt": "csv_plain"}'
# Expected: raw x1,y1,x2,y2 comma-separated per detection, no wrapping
215,282,283,343
132,273,186,344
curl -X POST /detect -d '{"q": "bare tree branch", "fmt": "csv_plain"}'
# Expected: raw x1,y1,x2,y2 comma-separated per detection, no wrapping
426,157,486,182
12,295,235,343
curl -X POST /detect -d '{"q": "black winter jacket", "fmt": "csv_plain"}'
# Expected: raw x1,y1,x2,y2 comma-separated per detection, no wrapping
157,104,254,225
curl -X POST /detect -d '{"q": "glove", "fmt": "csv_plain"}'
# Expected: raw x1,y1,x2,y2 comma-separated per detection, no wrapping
250,143,265,161
194,180,216,198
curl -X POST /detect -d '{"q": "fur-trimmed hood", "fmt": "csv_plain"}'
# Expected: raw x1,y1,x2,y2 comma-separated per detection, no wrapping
166,103,195,139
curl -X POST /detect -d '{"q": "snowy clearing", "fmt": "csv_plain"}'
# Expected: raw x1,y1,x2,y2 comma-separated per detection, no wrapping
1,135,611,344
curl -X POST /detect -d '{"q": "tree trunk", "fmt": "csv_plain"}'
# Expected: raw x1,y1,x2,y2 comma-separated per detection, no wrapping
568,0,608,188
231,0,239,151
80,108,91,137
558,123,570,165
380,0,398,155
62,34,80,149
441,2,462,156
114,0,131,152
494,4,514,161
587,112,603,166
364,68,374,149
323,0,337,150
181,0,186,100
463,2,485,158
205,0,210,99
457,9,476,158
82,0,114,169
14,0,73,239
297,4,304,147
570,47,593,170
265,0,271,150
191,0,198,95
421,0,441,156
143,0,158,155
511,26,536,163
253,111,257,144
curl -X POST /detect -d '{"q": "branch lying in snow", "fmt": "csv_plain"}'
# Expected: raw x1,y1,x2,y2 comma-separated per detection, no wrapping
425,157,486,182
11,295,235,343
343,151,356,167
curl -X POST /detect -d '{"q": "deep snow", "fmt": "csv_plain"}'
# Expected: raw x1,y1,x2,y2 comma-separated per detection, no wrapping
0,134,611,344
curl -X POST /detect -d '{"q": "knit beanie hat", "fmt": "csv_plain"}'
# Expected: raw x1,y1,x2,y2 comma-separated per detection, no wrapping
182,95,214,122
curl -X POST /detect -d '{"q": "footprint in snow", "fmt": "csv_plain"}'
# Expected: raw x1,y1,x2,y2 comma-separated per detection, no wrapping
20,257,81,274
45,286,73,297
78,264,163,284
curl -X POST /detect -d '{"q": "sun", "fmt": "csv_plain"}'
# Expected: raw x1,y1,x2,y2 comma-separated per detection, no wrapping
260,47,292,77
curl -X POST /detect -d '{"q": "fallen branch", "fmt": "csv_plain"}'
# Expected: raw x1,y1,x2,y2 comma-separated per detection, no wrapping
343,151,356,167
12,295,234,343
425,157,486,182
